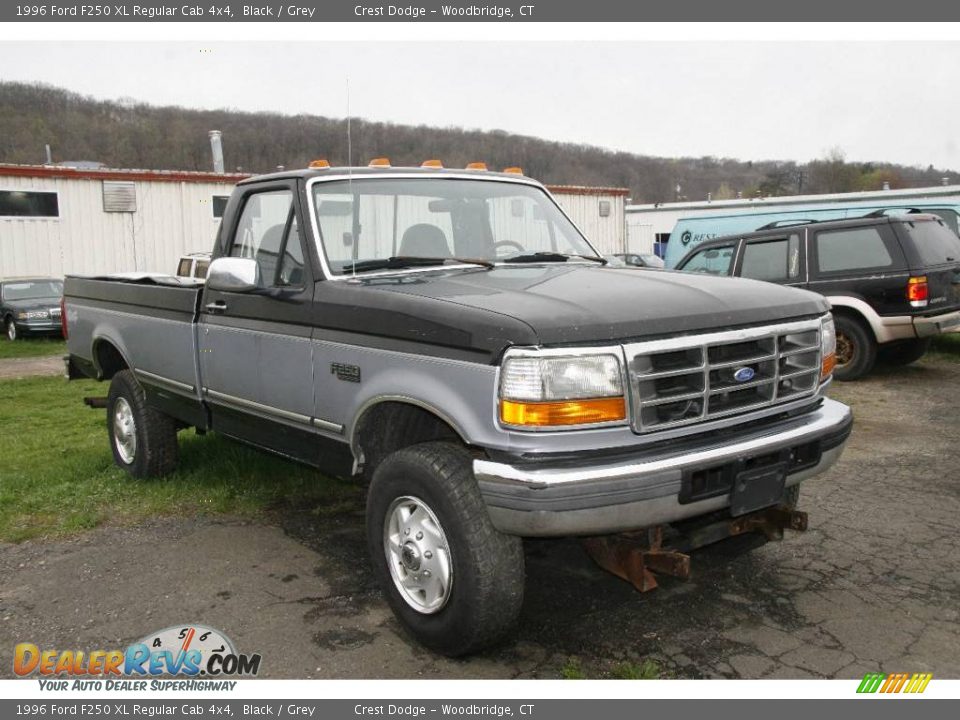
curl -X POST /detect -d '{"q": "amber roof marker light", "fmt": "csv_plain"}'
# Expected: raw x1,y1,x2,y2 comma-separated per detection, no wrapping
465,162,488,170
368,157,391,167
308,159,330,169
421,159,444,168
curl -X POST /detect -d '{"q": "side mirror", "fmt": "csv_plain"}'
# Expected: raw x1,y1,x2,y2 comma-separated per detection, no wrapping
206,257,260,292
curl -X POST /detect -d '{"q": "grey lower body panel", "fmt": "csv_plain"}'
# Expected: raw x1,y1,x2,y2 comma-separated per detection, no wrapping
912,309,960,337
878,309,960,342
474,398,852,537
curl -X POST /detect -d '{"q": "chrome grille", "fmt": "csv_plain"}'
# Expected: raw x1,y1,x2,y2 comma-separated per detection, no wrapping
626,319,822,433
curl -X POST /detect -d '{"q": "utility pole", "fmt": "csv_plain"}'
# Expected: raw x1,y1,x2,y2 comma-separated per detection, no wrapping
796,170,807,194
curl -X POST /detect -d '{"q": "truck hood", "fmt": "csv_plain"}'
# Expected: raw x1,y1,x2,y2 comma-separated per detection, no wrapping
356,264,829,347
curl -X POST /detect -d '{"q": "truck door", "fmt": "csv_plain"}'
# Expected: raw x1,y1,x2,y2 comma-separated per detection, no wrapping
198,183,317,462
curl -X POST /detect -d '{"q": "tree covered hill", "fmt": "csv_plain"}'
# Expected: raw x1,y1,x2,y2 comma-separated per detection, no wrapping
1,81,955,203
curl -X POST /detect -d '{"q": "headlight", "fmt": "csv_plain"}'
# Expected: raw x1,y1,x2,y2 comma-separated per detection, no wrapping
820,314,837,381
499,353,626,428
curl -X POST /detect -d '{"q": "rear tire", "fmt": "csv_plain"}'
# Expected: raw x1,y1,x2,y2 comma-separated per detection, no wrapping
366,441,525,657
107,369,179,478
833,315,876,381
878,338,931,367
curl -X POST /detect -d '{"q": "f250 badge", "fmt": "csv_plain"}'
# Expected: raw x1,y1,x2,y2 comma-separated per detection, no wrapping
331,362,361,383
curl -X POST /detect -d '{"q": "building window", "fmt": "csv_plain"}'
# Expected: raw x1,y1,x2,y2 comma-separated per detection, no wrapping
598,199,611,217
0,190,59,218
102,181,137,213
212,196,230,219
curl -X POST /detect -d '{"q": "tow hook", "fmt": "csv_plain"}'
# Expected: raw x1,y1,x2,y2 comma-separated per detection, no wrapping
581,505,808,593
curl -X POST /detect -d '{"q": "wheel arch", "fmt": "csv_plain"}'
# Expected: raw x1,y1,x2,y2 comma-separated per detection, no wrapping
825,296,881,341
91,334,133,380
350,397,471,475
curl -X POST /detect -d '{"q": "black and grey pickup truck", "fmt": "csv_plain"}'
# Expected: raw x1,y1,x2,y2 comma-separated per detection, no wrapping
64,165,852,656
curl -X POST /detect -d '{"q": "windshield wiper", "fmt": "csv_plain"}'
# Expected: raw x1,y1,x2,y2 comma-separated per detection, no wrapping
501,251,607,265
341,256,494,274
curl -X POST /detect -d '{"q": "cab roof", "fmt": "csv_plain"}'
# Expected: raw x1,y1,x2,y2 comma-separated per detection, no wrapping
237,166,540,185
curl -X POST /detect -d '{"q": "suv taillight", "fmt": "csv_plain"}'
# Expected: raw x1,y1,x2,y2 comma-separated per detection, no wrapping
60,297,68,339
907,276,929,308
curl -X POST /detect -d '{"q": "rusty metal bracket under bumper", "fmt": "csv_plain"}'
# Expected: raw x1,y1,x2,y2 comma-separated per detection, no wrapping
581,505,808,593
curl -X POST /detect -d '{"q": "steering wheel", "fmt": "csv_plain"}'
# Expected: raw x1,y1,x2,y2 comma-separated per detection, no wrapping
493,240,525,257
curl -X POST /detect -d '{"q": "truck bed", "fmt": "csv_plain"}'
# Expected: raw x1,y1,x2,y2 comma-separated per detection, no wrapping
64,276,204,402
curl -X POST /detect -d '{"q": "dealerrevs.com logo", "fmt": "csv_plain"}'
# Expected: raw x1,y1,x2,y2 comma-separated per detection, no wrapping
14,624,261,691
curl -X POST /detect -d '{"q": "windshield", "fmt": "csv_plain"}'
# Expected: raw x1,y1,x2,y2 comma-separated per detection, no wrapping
2,280,63,301
311,178,599,274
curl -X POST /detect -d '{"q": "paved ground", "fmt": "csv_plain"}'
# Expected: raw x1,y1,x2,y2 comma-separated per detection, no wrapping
2,357,959,679
0,356,62,380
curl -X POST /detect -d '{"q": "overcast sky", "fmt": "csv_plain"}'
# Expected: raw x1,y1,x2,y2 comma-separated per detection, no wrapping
2,41,959,169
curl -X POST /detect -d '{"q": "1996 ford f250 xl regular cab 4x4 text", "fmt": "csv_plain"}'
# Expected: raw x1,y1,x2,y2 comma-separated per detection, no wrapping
64,164,852,656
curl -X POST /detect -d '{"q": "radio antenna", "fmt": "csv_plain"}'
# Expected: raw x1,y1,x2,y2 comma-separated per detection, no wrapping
346,77,356,278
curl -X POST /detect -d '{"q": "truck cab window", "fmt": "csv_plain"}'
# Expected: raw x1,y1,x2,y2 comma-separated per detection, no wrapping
230,190,303,287
277,218,305,286
679,245,735,276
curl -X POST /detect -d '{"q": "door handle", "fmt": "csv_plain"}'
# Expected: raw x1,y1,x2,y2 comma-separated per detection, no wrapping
205,301,227,314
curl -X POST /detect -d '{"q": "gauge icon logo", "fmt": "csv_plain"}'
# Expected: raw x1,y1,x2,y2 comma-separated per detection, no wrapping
137,624,236,666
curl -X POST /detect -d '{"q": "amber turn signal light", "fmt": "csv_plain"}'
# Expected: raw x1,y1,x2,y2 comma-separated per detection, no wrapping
821,352,836,382
500,397,626,427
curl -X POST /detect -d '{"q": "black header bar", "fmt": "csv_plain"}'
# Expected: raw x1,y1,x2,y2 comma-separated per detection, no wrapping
3,0,959,22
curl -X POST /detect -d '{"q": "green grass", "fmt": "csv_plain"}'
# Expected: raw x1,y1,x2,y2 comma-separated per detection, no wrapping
0,337,66,359
0,375,361,543
610,659,663,680
560,659,586,679
559,657,663,680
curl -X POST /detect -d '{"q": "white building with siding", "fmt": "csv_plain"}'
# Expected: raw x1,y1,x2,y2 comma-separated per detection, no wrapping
546,185,629,255
0,164,627,278
0,164,246,279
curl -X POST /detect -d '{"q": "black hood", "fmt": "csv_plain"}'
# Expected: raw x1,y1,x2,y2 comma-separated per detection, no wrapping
3,296,60,312
371,265,825,340
318,264,828,360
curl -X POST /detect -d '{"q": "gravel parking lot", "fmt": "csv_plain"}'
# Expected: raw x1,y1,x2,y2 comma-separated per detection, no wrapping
1,356,958,679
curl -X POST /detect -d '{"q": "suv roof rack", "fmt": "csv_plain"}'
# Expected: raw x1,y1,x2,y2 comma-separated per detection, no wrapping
755,219,820,230
861,207,926,219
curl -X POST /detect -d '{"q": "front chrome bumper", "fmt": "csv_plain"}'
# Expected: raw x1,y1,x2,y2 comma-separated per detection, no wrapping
474,397,852,537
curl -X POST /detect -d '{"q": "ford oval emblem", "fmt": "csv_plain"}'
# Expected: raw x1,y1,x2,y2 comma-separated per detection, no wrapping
733,366,756,383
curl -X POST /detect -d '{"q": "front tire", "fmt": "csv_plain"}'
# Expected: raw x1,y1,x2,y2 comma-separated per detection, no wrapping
833,315,877,381
107,369,179,478
6,317,17,341
366,441,525,657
